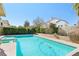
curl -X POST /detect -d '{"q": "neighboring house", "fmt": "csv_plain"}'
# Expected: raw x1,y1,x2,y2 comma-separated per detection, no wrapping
0,18,10,27
56,20,69,29
0,4,10,28
47,18,59,25
47,17,71,35
47,17,69,28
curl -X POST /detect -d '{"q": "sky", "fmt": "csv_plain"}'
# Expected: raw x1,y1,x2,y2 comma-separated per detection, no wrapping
2,3,78,26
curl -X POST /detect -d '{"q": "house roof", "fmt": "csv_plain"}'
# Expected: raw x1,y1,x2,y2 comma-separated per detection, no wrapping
47,17,69,24
56,20,69,24
47,17,59,23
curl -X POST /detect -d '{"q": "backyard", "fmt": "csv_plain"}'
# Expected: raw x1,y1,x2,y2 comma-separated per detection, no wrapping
0,3,79,56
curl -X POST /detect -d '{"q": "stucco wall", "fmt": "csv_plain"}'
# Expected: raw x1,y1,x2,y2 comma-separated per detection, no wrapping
0,19,10,27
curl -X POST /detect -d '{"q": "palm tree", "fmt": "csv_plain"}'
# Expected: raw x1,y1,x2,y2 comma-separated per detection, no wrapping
73,3,79,26
73,3,79,16
0,3,6,17
68,3,79,43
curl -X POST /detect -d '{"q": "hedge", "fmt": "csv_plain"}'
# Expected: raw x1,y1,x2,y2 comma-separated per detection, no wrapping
0,27,36,35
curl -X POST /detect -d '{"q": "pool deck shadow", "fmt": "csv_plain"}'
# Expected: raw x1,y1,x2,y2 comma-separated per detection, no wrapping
0,48,7,56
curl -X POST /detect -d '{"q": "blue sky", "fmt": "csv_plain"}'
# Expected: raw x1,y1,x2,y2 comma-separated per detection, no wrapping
2,3,78,26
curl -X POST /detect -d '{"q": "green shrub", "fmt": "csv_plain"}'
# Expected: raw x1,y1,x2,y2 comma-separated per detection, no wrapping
29,27,36,34
34,27,46,33
1,26,36,35
2,27,17,35
40,28,46,33
48,23,58,34
0,24,58,35
0,28,3,35
17,27,27,34
34,27,40,33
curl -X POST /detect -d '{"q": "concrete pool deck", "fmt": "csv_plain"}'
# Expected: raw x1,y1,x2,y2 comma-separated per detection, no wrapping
37,34,79,56
0,42,16,56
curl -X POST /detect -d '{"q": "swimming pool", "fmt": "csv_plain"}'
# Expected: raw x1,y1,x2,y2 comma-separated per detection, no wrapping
4,35,76,56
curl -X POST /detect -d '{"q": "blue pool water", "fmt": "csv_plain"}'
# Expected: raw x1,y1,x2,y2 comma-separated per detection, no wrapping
4,35,76,56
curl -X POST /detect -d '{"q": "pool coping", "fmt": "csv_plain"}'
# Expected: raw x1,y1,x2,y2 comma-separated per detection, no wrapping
36,35,79,56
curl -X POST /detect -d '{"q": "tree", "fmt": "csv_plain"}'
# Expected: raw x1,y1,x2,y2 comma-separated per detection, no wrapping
0,3,6,16
24,20,30,27
33,17,45,27
73,3,79,16
33,17,45,33
73,3,79,26
68,4,79,43
49,23,58,34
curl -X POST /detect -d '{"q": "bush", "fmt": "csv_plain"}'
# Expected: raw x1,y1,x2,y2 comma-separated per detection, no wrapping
68,28,79,43
58,28,67,36
48,23,58,34
40,28,46,33
35,27,40,33
1,26,37,35
2,27,17,35
29,27,36,34
0,28,3,35
17,27,27,34
34,26,46,33
0,24,58,35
